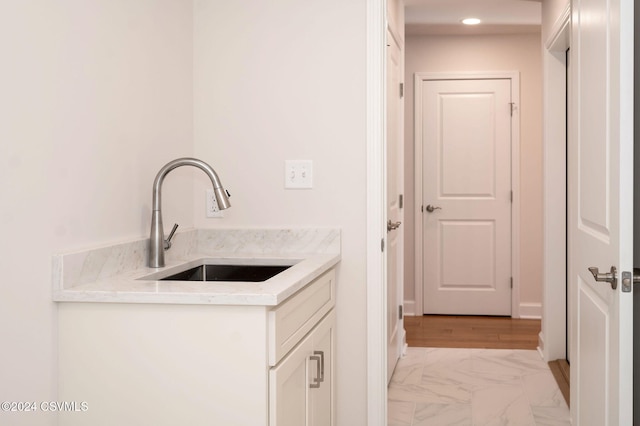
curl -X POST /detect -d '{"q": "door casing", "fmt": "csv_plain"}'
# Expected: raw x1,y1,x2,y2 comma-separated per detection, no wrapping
541,4,570,363
413,71,522,318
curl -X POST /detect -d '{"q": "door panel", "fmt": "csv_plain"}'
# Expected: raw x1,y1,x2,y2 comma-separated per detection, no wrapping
269,335,312,426
309,312,334,426
440,220,496,289
440,95,497,198
421,78,512,316
577,282,607,426
569,0,633,423
386,31,403,383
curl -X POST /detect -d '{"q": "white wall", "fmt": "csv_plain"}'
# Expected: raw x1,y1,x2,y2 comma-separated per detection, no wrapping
0,2,194,424
193,1,369,424
1,2,371,424
404,32,544,316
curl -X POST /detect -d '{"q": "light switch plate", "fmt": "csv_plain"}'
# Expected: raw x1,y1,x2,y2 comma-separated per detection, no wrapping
285,160,313,189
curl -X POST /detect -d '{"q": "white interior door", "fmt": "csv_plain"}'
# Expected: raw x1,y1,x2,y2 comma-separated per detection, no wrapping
386,30,403,383
569,0,633,424
420,78,512,316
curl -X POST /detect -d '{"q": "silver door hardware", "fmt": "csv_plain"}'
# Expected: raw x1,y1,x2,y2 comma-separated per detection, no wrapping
387,219,402,232
425,204,442,213
588,266,617,290
621,268,640,293
622,271,632,292
309,350,325,389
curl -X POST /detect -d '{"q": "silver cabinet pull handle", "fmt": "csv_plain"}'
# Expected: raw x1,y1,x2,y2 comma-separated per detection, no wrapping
387,220,402,232
425,205,442,213
588,266,617,290
314,350,325,383
309,353,322,388
309,350,325,389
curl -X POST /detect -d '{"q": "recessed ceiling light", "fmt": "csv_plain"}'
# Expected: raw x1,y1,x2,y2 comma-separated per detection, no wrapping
461,18,481,25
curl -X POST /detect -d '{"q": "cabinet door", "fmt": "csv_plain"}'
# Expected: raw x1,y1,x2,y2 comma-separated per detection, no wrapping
309,311,335,426
270,310,336,426
269,333,312,426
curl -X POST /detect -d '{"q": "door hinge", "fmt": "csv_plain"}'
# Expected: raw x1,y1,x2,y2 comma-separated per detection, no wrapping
510,277,513,289
510,190,513,202
399,305,403,320
400,82,404,98
509,102,516,116
381,238,385,252
399,194,404,209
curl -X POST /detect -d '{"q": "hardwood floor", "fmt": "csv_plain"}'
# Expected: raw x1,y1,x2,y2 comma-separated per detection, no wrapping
548,358,570,406
405,315,541,350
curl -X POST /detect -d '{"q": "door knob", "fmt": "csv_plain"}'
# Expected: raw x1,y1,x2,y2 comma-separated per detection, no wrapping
588,266,617,290
425,204,442,213
387,220,401,232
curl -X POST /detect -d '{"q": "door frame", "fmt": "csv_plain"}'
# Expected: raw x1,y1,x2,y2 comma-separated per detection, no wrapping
413,71,522,317
541,4,570,362
365,1,387,425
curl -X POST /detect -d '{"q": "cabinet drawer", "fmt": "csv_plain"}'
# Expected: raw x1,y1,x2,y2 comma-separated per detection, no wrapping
268,269,335,366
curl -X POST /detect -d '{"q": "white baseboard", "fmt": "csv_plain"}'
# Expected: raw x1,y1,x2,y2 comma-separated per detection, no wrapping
402,300,541,319
537,331,546,360
403,300,416,317
519,302,542,319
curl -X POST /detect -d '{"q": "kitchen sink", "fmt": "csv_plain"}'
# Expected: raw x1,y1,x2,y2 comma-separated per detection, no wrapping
159,264,291,282
139,259,299,283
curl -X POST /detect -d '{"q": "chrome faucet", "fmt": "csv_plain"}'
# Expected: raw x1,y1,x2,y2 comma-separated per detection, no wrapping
149,157,230,268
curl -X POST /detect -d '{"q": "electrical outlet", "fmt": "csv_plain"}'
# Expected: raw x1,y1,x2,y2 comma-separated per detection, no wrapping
285,160,313,189
206,189,224,218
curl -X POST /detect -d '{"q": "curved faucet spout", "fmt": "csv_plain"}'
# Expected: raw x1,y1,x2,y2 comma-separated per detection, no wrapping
149,157,230,268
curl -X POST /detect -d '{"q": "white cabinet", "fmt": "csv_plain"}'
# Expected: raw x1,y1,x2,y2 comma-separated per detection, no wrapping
58,268,336,426
269,310,335,426
267,268,335,425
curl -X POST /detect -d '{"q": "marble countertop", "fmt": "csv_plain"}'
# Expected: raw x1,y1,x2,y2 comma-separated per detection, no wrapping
53,228,340,306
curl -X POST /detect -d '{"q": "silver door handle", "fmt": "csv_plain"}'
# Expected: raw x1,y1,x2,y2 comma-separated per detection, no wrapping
588,266,617,290
387,220,401,232
425,204,442,213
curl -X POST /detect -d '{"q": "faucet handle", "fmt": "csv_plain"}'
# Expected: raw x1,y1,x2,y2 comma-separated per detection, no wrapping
164,223,179,250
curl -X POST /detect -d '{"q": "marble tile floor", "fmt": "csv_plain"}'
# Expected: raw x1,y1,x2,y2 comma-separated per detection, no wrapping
388,347,570,426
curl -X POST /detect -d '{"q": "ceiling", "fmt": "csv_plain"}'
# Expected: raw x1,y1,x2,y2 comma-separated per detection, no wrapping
404,0,542,35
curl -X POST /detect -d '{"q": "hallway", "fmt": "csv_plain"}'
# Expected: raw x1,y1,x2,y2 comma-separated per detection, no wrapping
388,316,569,425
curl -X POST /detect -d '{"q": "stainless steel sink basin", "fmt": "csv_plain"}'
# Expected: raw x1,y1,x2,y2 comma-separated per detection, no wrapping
140,259,298,283
160,264,291,282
